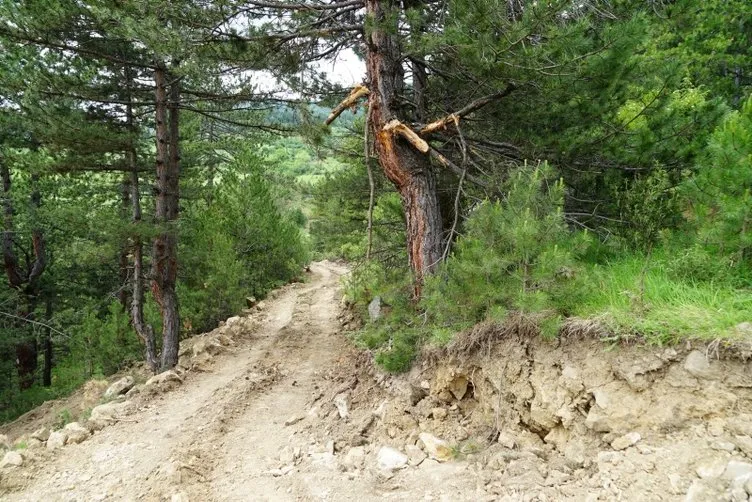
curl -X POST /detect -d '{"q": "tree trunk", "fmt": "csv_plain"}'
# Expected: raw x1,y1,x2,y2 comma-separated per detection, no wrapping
1,162,46,389
43,296,52,387
118,176,131,310
126,65,159,373
151,64,180,371
365,0,443,298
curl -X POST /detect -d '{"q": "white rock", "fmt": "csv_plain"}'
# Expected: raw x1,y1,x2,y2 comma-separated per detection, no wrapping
342,446,366,470
724,460,752,481
497,432,517,449
419,433,453,462
64,422,90,445
104,376,135,399
685,480,721,502
377,446,409,471
1,451,23,468
89,401,133,429
405,444,427,466
47,430,68,451
695,459,726,479
30,427,50,442
431,408,448,420
683,351,717,380
284,415,305,426
611,432,641,451
145,370,182,388
334,393,350,420
0,434,10,450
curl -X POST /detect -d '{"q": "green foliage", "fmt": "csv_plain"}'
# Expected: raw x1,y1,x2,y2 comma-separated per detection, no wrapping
180,148,310,334
688,96,752,265
423,163,588,329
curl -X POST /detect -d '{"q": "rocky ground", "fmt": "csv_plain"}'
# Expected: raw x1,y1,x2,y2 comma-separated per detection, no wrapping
1,261,752,501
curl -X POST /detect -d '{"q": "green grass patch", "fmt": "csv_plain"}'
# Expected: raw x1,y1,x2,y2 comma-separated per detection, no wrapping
574,253,752,344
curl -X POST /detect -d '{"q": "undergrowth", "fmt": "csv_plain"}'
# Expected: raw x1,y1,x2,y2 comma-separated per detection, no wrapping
345,160,752,372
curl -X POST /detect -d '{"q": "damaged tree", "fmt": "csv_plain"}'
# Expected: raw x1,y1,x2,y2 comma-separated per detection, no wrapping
233,0,517,297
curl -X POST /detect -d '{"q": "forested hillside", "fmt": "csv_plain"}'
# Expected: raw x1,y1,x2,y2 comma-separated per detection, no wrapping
0,0,750,425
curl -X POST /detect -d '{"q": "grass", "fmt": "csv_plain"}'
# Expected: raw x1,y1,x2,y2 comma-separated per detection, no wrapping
574,254,752,344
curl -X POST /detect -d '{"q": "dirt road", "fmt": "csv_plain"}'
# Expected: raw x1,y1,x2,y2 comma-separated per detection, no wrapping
5,261,752,502
2,262,475,502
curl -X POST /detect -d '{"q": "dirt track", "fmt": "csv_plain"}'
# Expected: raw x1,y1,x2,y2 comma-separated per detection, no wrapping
4,261,752,502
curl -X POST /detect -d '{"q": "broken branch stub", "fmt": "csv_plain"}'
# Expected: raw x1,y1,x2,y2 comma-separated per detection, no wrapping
325,84,370,126
383,119,430,153
420,113,460,136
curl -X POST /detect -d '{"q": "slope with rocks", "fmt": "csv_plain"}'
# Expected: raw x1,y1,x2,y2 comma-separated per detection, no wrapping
1,261,751,502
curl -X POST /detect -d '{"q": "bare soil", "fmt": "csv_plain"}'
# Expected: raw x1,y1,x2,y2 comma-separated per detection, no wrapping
2,261,752,502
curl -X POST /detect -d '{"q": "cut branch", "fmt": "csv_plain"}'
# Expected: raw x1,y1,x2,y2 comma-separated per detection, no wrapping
383,119,429,153
325,84,370,125
419,84,517,135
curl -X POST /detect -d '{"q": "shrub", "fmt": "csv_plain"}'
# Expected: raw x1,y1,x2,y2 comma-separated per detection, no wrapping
422,162,589,330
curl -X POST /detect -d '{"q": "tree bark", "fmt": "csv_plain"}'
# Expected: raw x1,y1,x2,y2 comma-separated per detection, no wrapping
151,64,180,371
118,176,131,310
1,163,46,389
365,0,443,298
125,65,159,373
43,296,52,387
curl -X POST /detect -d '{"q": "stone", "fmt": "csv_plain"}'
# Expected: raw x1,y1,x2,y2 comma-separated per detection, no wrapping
711,440,737,453
64,422,91,444
30,427,50,442
125,384,143,397
685,480,723,502
419,433,453,462
683,350,718,380
497,432,517,449
342,446,366,470
734,436,752,456
104,376,135,399
284,415,305,426
724,460,752,481
695,459,726,479
611,432,641,451
1,451,23,468
47,430,68,451
279,446,296,465
447,375,469,401
334,393,350,420
192,338,224,357
89,400,134,429
420,380,430,390
431,408,448,420
377,446,408,471
144,370,182,389
405,444,427,466
409,385,427,406
368,296,382,321
745,477,752,496
0,434,10,450
728,415,752,437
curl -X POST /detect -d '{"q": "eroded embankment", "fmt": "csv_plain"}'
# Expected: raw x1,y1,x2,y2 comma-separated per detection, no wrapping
311,317,752,501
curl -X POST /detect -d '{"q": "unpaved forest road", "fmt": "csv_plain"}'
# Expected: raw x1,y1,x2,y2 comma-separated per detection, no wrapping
6,261,457,502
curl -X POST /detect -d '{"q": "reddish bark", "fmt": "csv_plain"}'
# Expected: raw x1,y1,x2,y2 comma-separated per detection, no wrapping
365,0,443,298
151,64,180,371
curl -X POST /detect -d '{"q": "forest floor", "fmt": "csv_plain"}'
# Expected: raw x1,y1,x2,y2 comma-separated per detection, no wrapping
2,261,752,501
